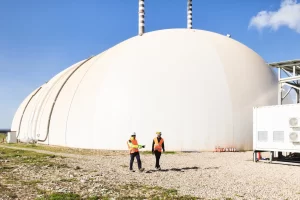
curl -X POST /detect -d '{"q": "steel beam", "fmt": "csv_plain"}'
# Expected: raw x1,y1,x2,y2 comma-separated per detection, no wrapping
279,75,300,83
270,63,300,68
282,87,292,99
278,82,282,105
283,83,300,90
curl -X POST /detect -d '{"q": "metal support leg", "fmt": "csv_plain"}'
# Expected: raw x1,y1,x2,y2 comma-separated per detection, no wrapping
270,151,274,163
253,151,257,162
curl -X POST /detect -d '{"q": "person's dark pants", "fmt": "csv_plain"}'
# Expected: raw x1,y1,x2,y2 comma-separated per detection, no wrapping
129,152,142,170
154,150,162,168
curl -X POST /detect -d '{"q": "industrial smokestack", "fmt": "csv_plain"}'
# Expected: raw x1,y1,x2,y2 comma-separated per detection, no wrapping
187,0,192,29
139,0,145,36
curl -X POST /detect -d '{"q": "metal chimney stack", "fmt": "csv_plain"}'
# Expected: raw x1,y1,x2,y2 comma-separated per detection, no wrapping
139,0,145,36
187,0,192,29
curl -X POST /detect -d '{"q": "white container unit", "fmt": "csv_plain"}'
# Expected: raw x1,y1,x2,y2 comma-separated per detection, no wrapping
7,131,17,143
253,104,300,153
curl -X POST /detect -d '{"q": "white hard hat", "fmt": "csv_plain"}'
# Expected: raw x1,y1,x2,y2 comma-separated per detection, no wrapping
131,132,136,136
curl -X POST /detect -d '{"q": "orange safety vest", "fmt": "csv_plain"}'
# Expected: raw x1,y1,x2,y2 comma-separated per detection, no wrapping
154,137,164,152
127,139,139,154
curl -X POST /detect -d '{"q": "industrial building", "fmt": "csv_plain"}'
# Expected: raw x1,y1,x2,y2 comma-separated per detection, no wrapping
10,0,289,151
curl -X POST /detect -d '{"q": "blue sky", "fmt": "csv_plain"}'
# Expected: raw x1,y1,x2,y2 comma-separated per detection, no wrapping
0,0,300,128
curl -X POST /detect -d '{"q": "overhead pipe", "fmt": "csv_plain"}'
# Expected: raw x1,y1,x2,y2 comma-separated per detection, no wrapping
187,0,192,29
139,0,145,36
17,86,42,138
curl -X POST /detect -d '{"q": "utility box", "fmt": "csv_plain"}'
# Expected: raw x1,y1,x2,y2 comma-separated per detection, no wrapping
7,131,17,143
253,104,300,153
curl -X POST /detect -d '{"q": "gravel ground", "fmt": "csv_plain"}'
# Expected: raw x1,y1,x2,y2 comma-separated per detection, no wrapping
1,145,300,200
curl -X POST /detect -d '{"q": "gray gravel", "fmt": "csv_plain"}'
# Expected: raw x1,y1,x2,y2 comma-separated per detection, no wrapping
1,145,300,200
84,151,300,200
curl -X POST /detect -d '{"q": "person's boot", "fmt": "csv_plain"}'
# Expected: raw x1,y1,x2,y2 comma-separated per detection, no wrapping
139,168,145,172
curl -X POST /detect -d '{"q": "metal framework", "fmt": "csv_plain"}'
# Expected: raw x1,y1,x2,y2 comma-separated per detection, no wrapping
268,59,300,105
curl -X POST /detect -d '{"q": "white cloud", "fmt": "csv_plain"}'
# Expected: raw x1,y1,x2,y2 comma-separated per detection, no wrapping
249,0,300,33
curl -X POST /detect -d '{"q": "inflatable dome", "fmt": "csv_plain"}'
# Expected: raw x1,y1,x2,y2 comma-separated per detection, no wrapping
11,29,278,151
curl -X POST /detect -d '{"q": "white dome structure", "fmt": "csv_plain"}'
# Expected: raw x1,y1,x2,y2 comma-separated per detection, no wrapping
11,29,278,151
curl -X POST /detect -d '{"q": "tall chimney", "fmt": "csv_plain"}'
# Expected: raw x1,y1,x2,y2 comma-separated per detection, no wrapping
187,0,192,29
139,0,145,36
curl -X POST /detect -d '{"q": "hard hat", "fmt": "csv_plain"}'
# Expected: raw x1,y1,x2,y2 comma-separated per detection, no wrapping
131,132,136,136
156,132,161,135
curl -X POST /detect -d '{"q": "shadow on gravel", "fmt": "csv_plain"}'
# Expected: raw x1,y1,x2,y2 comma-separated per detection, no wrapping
203,166,219,170
145,166,199,173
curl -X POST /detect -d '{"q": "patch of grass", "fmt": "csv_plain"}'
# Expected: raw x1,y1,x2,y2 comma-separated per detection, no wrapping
0,133,6,141
21,180,42,186
0,165,15,173
25,144,39,148
86,196,100,200
60,178,77,182
36,192,81,200
0,147,72,199
37,188,48,195
0,183,18,199
113,183,198,199
36,193,105,200
3,143,128,156
0,147,67,169
50,183,199,200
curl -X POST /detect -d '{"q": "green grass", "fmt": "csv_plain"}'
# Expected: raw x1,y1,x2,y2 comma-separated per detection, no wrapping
36,193,106,200
0,133,6,141
36,192,80,200
4,179,42,186
3,143,128,156
104,183,198,200
0,147,71,199
0,183,18,199
21,180,43,186
59,178,77,182
35,183,199,200
86,196,100,200
0,147,67,171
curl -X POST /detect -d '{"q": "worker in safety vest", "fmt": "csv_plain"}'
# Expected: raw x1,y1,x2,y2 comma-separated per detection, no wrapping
152,132,165,170
127,132,145,172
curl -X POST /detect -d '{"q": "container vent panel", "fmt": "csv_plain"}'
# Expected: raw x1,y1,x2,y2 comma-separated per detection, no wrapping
258,131,268,142
273,131,284,142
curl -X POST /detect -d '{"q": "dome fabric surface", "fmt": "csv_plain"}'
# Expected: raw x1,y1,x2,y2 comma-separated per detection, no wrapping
12,29,278,151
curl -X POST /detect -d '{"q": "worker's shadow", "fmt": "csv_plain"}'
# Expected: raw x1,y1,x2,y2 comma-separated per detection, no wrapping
145,166,199,173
